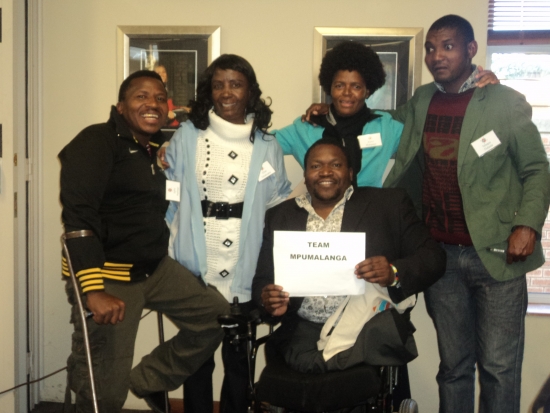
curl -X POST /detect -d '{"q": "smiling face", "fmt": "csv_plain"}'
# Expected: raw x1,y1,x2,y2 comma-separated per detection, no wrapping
116,76,168,143
211,69,250,125
424,27,477,93
304,143,353,213
330,70,370,117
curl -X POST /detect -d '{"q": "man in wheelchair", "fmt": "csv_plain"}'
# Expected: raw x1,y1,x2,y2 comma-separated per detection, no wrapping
250,138,446,410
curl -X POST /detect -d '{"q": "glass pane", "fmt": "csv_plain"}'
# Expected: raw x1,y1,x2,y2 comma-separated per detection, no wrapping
491,52,550,300
492,53,550,106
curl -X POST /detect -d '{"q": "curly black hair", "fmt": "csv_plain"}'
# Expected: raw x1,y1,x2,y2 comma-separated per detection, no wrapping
189,54,273,142
318,41,386,96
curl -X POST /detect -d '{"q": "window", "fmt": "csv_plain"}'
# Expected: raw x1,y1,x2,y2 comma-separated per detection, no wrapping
488,45,550,133
487,0,550,304
487,47,550,303
488,0,550,45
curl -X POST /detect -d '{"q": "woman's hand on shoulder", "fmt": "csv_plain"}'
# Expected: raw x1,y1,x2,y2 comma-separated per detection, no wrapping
157,142,170,170
476,66,500,88
301,103,330,125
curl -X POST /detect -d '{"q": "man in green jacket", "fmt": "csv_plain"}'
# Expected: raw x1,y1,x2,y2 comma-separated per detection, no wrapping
384,14,550,413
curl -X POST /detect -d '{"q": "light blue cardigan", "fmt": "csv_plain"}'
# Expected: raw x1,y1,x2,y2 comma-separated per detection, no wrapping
165,120,292,298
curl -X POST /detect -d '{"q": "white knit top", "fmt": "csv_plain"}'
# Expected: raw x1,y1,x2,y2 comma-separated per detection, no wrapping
196,110,254,302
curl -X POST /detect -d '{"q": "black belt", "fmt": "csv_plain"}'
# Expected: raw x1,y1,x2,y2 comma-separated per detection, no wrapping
201,200,244,219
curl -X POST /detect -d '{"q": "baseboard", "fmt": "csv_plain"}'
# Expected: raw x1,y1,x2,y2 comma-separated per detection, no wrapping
31,399,220,413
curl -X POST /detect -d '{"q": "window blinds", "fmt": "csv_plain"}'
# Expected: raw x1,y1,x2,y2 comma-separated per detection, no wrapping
489,0,550,31
488,0,550,44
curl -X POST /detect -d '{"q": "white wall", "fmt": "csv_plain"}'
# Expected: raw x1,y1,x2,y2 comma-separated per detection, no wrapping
0,0,31,410
10,0,546,412
0,0,16,411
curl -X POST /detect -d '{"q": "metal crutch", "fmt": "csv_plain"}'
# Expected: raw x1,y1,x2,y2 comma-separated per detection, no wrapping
156,311,170,413
61,230,99,413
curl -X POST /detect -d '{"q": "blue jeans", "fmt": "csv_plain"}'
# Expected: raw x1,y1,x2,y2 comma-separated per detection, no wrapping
425,244,527,413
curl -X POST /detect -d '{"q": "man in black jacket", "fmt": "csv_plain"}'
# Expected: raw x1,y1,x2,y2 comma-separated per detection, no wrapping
252,139,445,373
59,70,228,413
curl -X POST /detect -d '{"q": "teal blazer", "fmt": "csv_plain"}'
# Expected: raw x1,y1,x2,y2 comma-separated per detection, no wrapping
384,83,550,281
274,111,403,188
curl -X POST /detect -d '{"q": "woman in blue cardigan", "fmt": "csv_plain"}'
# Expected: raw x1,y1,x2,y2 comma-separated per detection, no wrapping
164,54,291,413
274,41,404,188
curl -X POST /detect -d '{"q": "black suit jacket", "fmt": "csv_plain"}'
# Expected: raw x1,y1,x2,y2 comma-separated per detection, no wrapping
252,187,446,316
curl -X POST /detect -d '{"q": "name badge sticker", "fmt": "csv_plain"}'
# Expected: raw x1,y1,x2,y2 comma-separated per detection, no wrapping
166,180,181,202
471,130,501,157
259,161,275,182
358,133,382,149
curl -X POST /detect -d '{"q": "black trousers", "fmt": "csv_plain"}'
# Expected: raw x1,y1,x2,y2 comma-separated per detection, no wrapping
266,310,415,406
271,310,417,373
64,256,228,413
184,300,257,413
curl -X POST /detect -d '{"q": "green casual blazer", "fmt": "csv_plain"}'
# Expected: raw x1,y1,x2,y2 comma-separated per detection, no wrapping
384,82,550,281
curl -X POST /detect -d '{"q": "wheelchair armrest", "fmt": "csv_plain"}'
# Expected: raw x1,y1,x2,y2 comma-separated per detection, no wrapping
254,333,272,349
251,328,272,355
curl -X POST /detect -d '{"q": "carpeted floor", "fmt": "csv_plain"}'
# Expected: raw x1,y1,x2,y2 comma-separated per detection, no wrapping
30,399,205,413
30,401,150,412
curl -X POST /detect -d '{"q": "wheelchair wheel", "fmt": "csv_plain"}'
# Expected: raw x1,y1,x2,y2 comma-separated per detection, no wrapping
398,399,418,413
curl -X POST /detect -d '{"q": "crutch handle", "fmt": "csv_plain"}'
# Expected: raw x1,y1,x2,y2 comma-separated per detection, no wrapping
62,229,95,240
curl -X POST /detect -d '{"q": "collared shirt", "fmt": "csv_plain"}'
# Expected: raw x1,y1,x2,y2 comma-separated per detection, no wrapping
434,64,480,94
295,186,354,323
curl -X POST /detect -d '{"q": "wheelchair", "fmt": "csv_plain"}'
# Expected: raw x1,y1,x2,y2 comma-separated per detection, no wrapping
218,298,419,413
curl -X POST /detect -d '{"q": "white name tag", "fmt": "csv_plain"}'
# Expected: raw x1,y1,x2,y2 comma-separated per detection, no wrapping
259,161,275,182
471,130,501,157
165,180,181,202
358,133,382,149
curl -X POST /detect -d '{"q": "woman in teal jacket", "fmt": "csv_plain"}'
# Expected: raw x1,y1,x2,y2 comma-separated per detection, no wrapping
274,41,404,188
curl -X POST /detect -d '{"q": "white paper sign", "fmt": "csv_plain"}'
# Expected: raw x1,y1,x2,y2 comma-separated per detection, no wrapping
165,180,181,202
273,231,366,296
358,133,382,149
471,130,501,157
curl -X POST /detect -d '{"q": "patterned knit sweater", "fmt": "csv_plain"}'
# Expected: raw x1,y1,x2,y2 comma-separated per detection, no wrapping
196,110,254,301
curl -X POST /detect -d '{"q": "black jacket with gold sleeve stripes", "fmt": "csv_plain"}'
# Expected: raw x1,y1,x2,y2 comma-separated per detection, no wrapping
59,106,169,293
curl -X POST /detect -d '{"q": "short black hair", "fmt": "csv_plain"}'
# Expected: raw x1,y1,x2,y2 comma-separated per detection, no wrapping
318,41,386,96
189,54,272,142
118,70,165,102
304,138,352,170
428,15,475,45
